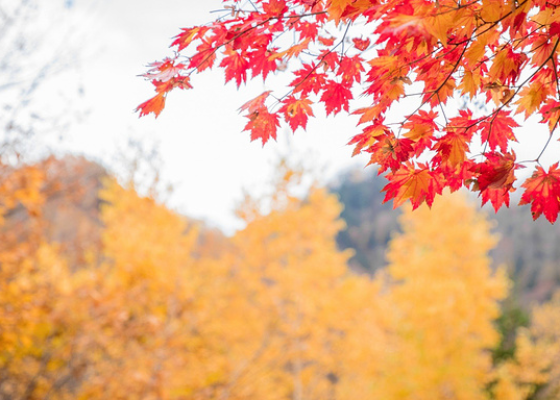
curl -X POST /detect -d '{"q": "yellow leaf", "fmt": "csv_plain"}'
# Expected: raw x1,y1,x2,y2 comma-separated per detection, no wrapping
481,0,505,22
515,81,550,119
327,0,353,24
460,70,481,97
423,12,455,45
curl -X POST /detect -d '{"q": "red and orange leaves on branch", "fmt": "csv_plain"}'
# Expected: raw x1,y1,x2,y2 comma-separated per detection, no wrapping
520,163,560,223
138,0,560,222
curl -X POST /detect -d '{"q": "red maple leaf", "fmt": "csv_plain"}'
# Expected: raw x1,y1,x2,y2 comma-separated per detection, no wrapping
519,163,560,223
239,91,272,114
434,131,470,169
220,49,250,87
243,108,280,145
240,91,279,145
152,76,193,93
290,64,327,96
366,133,414,173
263,0,288,16
143,58,185,82
402,111,438,150
279,96,314,131
338,55,365,85
540,100,560,132
248,48,278,80
550,22,560,36
299,0,322,10
319,50,341,71
320,81,352,116
470,152,519,211
171,26,209,51
348,120,389,156
318,36,335,46
473,152,517,192
188,38,217,72
480,110,519,152
296,21,319,40
352,37,371,51
485,187,512,211
431,110,480,168
431,159,476,192
382,162,443,209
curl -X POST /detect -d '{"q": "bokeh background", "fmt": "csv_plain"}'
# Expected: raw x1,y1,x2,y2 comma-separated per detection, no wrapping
2,1,560,399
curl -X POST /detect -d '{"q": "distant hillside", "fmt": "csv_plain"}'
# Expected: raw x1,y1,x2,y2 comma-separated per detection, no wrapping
7,157,558,305
490,206,560,304
331,169,560,305
331,169,401,274
1,156,107,267
1,156,227,263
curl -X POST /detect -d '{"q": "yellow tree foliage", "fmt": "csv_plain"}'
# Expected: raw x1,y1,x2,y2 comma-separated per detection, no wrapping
495,291,560,400
74,178,202,399
374,192,509,400
218,167,387,400
0,170,204,399
3,160,552,400
0,241,83,400
0,159,96,400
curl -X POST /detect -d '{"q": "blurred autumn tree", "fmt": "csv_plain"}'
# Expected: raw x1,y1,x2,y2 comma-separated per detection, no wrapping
332,170,560,304
493,291,560,400
1,157,560,399
375,192,509,400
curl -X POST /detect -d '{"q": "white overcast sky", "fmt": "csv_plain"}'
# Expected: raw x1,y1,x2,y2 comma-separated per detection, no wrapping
46,0,368,233
23,0,560,232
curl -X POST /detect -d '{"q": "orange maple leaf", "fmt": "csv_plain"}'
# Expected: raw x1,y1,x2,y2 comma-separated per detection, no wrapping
243,109,280,145
136,93,166,118
383,163,442,209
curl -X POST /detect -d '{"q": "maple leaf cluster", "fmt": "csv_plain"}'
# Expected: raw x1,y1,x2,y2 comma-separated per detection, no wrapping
139,0,560,222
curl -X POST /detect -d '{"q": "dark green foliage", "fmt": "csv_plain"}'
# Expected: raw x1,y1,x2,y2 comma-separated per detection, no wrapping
492,298,530,363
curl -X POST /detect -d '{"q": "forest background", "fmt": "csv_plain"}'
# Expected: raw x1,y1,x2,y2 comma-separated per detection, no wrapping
2,0,560,399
